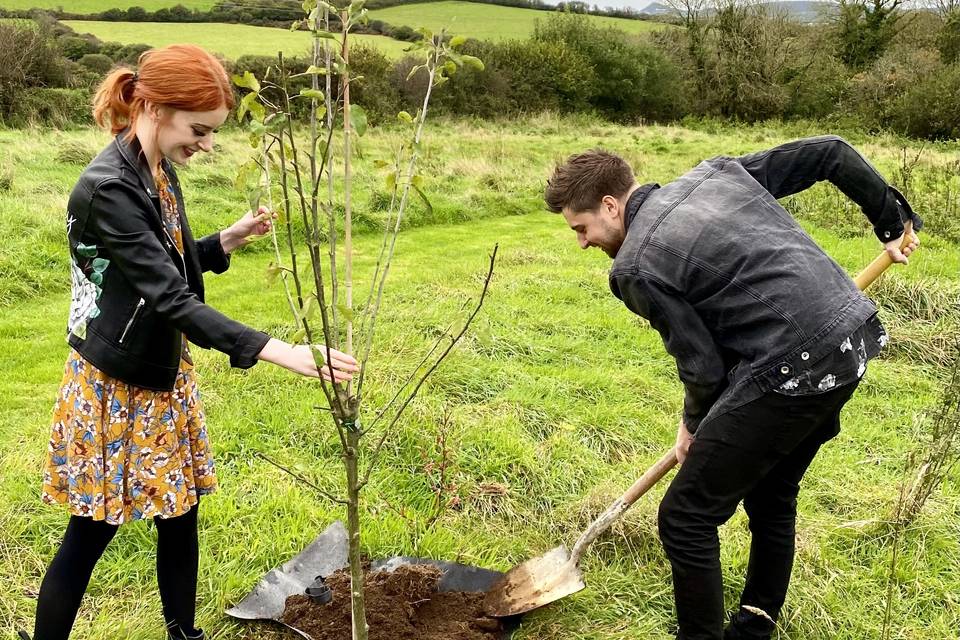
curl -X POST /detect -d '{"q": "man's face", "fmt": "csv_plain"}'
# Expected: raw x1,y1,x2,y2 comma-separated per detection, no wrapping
561,195,626,258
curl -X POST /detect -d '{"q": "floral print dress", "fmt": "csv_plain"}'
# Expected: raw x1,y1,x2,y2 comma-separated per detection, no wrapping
43,170,217,524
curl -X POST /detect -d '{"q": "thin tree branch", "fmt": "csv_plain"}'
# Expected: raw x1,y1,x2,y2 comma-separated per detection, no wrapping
362,311,464,435
360,244,498,488
342,10,355,368
355,142,405,397
324,5,339,350
262,136,301,326
256,452,347,505
356,51,441,396
279,54,346,416
279,61,345,412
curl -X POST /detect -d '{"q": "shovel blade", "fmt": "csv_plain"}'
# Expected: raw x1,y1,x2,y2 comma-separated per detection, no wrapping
483,546,586,617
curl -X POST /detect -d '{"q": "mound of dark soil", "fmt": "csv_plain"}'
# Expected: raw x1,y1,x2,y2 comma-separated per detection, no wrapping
279,563,506,640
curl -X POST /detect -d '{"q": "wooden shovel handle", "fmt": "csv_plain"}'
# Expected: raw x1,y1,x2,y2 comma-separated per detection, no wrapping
569,449,678,563
853,221,914,291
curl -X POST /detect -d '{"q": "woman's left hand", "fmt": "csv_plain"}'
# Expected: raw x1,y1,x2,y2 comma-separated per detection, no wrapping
221,206,276,253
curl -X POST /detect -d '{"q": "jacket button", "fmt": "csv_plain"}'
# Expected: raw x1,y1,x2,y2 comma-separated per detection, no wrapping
801,351,810,360
780,365,791,375
884,230,891,238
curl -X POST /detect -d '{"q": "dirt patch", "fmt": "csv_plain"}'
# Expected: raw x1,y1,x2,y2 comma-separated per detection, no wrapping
279,563,506,640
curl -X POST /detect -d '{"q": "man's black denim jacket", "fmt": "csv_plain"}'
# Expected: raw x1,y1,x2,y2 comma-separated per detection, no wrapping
609,136,922,433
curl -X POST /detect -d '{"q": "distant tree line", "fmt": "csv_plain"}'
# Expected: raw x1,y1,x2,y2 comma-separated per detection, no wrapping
1,0,958,139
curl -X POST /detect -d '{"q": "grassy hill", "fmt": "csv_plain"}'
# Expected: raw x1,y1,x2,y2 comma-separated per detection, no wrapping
0,0,216,10
8,0,674,65
369,0,672,40
61,20,414,59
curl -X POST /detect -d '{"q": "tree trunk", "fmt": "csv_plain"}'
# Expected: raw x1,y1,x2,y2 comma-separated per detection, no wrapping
344,420,368,640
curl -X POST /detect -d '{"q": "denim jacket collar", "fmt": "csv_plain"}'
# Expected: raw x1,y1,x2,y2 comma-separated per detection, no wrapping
624,182,660,230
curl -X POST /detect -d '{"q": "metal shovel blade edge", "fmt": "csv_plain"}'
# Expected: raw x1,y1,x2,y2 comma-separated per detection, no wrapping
483,545,586,617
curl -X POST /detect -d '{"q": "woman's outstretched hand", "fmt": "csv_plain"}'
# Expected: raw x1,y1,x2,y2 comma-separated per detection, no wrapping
221,206,277,253
257,338,359,383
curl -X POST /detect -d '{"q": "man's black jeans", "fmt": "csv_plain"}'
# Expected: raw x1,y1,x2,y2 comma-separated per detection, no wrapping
658,381,860,640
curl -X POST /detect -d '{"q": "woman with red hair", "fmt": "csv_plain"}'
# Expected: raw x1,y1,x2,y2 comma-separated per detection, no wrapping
20,44,357,640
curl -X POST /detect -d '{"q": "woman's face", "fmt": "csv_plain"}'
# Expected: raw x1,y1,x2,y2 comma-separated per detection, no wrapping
155,105,230,166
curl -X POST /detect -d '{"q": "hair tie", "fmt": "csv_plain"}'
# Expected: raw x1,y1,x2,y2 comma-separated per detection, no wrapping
131,72,139,84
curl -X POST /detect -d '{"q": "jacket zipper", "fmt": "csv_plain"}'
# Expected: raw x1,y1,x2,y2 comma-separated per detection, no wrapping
119,298,145,344
121,189,186,347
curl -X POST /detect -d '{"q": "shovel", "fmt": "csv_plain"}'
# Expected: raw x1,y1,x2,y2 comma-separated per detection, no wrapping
484,223,916,618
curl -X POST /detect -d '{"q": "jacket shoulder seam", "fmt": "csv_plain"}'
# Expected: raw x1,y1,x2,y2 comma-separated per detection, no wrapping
636,161,726,258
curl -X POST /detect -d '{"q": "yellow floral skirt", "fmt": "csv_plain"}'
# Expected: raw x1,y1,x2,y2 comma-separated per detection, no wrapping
42,349,217,524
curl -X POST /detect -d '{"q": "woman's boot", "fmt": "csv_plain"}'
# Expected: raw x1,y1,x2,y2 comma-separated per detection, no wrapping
166,621,205,640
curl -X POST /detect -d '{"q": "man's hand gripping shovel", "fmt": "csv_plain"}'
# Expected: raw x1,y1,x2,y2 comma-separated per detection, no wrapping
484,222,918,618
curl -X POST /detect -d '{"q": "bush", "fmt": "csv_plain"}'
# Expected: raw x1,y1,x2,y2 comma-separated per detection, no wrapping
834,0,902,69
78,52,113,74
67,60,105,89
126,7,149,22
848,46,941,131
59,34,98,60
892,10,944,53
939,10,960,64
534,13,685,122
0,23,69,121
705,3,794,119
390,25,420,42
488,39,595,114
845,44,960,139
98,40,124,61
404,40,513,119
886,63,960,139
781,27,851,120
10,87,92,128
345,44,403,124
37,14,74,39
116,43,152,65
100,8,125,21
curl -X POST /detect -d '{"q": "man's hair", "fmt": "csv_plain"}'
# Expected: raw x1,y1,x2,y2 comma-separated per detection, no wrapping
544,149,635,213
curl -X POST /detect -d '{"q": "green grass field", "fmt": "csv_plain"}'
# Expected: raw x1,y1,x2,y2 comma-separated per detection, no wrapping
61,20,414,59
0,0,215,10
369,0,671,41
1,117,958,639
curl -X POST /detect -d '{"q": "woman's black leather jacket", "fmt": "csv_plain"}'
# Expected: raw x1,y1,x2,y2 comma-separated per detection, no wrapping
65,132,269,391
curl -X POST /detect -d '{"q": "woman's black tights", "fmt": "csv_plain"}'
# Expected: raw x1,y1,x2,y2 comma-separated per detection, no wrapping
32,503,200,640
